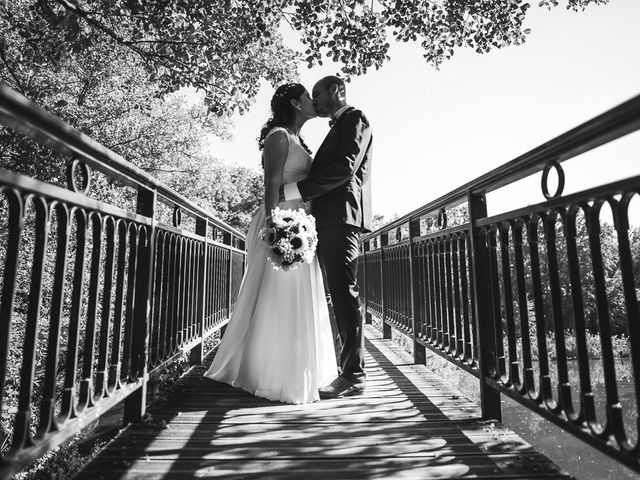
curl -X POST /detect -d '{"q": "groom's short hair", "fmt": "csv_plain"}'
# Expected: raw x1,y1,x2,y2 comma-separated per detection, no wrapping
318,76,345,97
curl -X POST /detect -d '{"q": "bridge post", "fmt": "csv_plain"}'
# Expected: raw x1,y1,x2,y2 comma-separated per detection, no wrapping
123,186,156,424
190,217,208,366
468,192,502,421
380,233,391,340
408,218,426,365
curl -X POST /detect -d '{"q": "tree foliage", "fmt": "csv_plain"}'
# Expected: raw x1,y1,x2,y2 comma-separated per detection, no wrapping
5,0,608,116
1,0,264,232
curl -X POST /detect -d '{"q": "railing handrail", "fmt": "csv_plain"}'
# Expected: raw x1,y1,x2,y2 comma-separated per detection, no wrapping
0,83,248,478
358,91,640,474
0,83,245,240
363,92,640,240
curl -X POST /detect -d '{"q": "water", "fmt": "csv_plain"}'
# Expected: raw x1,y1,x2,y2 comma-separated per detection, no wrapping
501,359,640,480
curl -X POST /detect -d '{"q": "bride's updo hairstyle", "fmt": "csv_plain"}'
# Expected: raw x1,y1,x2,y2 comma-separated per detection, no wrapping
258,82,312,156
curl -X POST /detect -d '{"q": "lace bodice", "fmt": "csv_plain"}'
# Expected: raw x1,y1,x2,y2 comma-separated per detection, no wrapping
264,127,312,184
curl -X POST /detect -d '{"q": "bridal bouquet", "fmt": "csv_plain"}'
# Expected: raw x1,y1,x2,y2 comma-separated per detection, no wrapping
260,207,318,271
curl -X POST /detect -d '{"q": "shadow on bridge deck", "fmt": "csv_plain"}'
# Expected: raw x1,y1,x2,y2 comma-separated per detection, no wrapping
73,326,572,479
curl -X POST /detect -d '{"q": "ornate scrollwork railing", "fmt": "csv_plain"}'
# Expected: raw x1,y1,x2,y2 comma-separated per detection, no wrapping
0,84,246,478
358,93,640,472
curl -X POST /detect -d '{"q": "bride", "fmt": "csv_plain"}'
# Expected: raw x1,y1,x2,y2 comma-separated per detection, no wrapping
203,83,338,404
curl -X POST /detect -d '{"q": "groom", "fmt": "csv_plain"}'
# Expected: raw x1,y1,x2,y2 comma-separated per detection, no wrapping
281,76,373,398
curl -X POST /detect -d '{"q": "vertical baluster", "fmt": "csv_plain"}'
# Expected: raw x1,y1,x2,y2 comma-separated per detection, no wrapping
160,234,174,363
170,237,181,354
513,218,536,397
224,232,233,319
205,242,211,330
380,233,391,339
181,239,190,345
38,202,69,435
183,239,193,343
78,213,103,411
398,244,403,328
437,238,446,348
0,191,24,447
393,242,399,326
388,242,395,325
444,235,455,354
588,201,625,442
13,197,48,450
177,236,187,348
545,210,574,416
396,234,401,327
109,220,128,391
214,245,221,323
408,218,425,364
528,215,555,407
564,206,597,426
121,225,138,383
123,187,156,423
61,208,87,420
459,232,473,364
210,241,216,323
149,232,164,369
451,233,464,359
95,217,115,398
221,247,226,314
499,222,520,390
426,239,436,343
190,239,198,340
191,218,208,365
488,226,506,381
468,192,501,421
362,241,371,325
404,239,411,332
403,234,409,330
417,240,427,338
192,241,201,340
430,239,439,344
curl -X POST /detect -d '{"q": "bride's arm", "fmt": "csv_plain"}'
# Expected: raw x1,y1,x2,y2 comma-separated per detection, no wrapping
262,131,289,218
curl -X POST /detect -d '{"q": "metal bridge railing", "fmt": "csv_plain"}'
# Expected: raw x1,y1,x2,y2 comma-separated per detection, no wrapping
0,84,246,478
358,92,640,473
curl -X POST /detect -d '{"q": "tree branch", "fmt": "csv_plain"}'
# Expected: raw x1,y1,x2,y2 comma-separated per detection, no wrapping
51,0,231,96
150,167,196,174
105,133,146,149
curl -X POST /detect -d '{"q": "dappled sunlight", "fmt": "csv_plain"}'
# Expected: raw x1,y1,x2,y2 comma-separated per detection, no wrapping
74,328,559,479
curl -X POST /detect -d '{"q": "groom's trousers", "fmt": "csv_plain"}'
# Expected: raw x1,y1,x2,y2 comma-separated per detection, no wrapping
317,225,365,382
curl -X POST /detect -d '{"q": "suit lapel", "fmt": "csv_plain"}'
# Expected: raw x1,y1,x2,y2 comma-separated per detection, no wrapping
313,107,355,171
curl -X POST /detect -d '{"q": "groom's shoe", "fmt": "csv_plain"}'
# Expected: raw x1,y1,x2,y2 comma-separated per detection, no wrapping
319,376,365,399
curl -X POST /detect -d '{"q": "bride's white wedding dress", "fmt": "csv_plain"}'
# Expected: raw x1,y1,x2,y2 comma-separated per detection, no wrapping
203,127,337,404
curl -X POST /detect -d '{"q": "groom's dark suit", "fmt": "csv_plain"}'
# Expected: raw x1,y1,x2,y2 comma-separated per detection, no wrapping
295,106,373,382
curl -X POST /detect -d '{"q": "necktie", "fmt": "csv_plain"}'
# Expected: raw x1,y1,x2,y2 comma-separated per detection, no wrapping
328,118,336,127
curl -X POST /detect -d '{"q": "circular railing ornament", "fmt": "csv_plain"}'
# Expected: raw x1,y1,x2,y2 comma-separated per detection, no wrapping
437,208,448,230
541,161,565,200
66,158,91,195
172,206,182,227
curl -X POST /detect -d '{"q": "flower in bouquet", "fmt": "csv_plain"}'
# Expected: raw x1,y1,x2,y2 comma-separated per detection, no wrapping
260,207,318,271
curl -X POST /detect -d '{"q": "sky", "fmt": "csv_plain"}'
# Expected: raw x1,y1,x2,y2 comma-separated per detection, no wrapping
207,0,640,221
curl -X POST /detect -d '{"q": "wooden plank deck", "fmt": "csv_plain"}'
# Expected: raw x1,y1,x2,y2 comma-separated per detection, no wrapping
74,326,573,479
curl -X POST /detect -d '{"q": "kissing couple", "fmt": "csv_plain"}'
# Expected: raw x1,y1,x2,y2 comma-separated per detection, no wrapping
204,76,373,403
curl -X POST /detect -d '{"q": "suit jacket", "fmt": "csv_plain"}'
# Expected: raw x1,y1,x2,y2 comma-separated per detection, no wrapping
297,107,373,233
